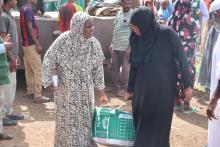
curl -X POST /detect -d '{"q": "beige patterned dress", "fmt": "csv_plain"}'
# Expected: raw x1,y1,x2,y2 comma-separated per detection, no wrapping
42,13,105,147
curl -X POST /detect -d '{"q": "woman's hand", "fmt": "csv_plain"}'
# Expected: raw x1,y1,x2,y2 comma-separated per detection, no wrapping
125,92,133,101
99,94,108,106
9,59,17,72
46,84,56,92
184,87,193,103
36,44,43,55
98,89,108,106
4,34,11,42
3,41,12,50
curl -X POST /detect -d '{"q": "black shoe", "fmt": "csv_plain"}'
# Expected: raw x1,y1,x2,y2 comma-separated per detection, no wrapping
7,112,24,120
3,118,17,126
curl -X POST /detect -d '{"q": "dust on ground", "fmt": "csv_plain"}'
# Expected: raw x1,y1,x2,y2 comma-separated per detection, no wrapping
0,71,209,147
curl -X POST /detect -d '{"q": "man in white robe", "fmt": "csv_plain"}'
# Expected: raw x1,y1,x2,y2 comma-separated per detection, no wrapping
207,1,220,147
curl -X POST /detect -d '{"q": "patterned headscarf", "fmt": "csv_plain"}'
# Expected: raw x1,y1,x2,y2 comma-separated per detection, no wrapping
70,12,91,36
67,12,92,58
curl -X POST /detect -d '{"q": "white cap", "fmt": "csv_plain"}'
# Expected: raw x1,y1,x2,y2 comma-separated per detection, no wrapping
209,0,220,13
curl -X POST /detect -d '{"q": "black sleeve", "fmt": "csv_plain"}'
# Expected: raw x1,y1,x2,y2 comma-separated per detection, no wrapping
170,29,193,89
127,64,138,92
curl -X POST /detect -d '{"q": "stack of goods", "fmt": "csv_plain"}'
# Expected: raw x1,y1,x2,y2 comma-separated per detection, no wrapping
88,0,121,16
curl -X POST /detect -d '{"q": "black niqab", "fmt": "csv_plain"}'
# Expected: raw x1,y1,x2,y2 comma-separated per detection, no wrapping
129,6,160,66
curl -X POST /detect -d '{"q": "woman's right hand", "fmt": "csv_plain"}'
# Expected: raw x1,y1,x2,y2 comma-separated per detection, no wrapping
46,84,57,92
4,41,12,51
99,94,108,106
125,92,133,101
4,34,11,42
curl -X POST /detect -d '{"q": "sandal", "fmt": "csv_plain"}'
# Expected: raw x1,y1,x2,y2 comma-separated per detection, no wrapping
174,104,184,111
0,132,13,140
182,106,198,114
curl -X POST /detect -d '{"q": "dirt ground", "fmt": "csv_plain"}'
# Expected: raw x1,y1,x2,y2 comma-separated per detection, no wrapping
0,70,209,147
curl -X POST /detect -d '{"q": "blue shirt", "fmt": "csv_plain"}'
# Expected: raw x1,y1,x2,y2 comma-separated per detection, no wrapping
158,2,173,21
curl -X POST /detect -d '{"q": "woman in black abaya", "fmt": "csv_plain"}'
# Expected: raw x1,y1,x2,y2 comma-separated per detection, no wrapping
125,7,193,147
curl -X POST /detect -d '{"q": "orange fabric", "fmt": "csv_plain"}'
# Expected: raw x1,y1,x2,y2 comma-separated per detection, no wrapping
59,3,77,32
205,0,211,10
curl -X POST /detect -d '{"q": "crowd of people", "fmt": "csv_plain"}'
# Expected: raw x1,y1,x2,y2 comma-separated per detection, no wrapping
0,0,219,147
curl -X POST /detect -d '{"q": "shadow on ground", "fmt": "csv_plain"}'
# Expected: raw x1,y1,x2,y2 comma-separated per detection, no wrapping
0,125,28,147
0,70,55,147
175,89,209,130
175,110,208,130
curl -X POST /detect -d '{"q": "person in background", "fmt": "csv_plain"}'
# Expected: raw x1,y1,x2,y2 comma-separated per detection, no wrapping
0,0,24,126
20,0,50,103
143,0,158,17
125,6,192,146
168,0,198,112
35,0,45,16
0,0,13,140
192,0,209,30
206,1,220,147
158,0,173,24
191,0,209,54
110,0,132,97
198,26,219,91
42,12,108,147
58,0,83,32
16,0,25,9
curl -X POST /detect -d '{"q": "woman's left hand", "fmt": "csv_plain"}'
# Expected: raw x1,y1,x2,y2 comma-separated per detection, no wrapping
46,84,57,92
99,94,108,106
184,87,193,103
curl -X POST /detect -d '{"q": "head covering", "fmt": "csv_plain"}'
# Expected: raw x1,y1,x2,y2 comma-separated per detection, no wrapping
68,12,91,50
209,0,220,13
129,6,160,66
209,0,220,32
70,12,90,36
57,12,100,65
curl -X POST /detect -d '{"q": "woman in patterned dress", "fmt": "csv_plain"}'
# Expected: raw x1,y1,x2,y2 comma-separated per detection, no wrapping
42,12,108,147
168,0,198,111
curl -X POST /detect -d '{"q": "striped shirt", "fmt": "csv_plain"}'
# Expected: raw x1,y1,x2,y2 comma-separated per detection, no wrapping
20,4,39,46
113,9,132,51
